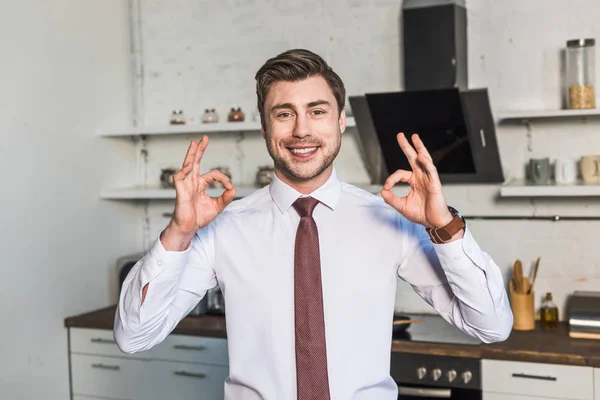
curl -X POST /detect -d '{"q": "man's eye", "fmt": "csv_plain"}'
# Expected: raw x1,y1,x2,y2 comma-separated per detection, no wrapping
278,112,292,118
312,110,325,115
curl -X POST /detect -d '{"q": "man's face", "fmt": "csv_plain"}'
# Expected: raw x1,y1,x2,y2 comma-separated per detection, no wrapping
262,75,346,183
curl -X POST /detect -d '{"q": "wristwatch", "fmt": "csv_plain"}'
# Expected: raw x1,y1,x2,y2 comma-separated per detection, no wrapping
426,206,466,244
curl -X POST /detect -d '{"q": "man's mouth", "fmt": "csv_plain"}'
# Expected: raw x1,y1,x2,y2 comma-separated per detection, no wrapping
288,146,318,158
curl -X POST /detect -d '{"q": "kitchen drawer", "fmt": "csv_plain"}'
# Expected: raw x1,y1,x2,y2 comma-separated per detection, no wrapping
484,393,562,400
151,334,228,366
70,327,149,360
482,359,593,400
150,360,228,400
71,353,148,399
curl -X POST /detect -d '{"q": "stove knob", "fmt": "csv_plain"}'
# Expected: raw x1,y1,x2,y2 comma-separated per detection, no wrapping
447,369,457,382
417,367,427,380
462,370,473,384
432,368,442,381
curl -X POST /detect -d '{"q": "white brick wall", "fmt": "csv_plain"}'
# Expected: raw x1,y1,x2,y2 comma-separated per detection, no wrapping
136,0,600,319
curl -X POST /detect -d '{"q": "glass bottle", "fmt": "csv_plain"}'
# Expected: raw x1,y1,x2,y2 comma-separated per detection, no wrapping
540,292,559,330
566,38,596,109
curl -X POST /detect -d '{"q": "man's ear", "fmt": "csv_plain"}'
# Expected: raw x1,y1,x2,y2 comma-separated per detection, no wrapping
339,107,347,134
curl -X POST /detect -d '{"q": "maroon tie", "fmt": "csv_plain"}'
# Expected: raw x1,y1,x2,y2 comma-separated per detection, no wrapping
292,197,330,400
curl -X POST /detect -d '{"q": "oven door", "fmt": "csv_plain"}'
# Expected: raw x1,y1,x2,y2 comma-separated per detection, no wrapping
397,383,481,400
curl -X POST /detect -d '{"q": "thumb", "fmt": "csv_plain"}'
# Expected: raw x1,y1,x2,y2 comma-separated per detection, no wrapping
380,188,407,213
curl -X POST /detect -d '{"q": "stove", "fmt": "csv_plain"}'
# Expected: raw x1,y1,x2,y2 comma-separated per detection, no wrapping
391,314,482,399
393,314,482,346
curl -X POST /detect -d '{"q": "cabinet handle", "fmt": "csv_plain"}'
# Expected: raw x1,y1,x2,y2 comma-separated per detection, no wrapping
398,386,451,398
90,338,116,344
174,370,207,379
91,363,120,371
512,372,557,381
173,344,206,351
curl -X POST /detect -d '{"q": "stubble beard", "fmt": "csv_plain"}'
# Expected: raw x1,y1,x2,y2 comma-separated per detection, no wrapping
265,130,342,182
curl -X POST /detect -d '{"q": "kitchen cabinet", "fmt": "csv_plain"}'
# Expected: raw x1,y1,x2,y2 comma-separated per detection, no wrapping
68,327,228,400
595,368,600,400
482,359,593,400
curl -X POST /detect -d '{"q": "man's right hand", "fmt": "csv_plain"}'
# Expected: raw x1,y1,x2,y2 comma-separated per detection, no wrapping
160,136,236,251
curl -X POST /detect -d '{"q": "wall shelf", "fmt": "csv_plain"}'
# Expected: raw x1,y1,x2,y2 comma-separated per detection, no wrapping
500,179,600,197
99,117,356,137
100,180,381,200
497,108,600,122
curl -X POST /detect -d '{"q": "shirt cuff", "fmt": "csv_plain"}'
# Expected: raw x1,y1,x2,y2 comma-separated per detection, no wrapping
140,233,193,285
431,227,487,273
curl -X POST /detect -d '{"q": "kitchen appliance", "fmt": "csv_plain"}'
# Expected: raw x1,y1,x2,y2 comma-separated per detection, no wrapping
392,353,481,399
116,253,144,295
349,88,504,184
207,286,225,314
349,0,503,185
391,314,482,399
403,0,467,91
569,291,600,339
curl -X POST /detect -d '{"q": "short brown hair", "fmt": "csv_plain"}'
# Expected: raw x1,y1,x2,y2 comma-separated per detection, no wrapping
255,49,346,128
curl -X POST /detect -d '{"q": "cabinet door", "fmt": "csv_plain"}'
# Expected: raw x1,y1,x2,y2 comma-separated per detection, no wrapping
150,360,229,400
482,359,593,400
71,354,149,399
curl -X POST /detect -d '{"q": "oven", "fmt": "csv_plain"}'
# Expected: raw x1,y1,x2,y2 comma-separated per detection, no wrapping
392,353,482,400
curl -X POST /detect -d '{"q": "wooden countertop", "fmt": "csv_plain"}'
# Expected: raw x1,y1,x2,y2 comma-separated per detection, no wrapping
65,305,600,367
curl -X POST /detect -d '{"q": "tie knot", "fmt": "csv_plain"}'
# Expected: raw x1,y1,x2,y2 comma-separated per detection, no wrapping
292,196,319,218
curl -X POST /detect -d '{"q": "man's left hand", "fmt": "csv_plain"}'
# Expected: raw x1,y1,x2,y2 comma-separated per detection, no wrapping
380,132,454,229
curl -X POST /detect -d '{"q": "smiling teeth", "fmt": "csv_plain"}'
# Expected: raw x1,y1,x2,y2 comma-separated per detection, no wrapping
291,147,317,154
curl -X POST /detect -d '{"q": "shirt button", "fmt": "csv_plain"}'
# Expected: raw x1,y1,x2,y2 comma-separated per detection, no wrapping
157,260,163,267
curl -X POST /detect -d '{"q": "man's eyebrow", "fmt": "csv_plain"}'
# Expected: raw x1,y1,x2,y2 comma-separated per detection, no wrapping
307,100,331,108
269,100,332,114
270,103,296,113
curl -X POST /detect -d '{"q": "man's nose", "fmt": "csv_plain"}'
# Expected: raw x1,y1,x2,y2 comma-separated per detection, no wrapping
292,114,310,138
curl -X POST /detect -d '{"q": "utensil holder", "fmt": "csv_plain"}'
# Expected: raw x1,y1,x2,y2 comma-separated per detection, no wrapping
510,286,535,331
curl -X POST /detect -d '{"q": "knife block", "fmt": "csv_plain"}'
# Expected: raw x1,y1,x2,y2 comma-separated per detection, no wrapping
510,285,535,331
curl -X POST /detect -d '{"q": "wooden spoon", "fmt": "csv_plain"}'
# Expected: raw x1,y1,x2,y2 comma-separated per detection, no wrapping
528,257,540,294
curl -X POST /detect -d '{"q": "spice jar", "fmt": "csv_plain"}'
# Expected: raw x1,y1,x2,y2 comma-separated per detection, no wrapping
170,109,186,125
566,38,596,109
201,108,219,123
228,106,245,122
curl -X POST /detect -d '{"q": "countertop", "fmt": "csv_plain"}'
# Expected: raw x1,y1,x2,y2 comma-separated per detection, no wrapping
65,305,600,367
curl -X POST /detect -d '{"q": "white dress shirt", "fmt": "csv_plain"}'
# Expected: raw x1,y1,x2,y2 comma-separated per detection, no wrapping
114,168,513,400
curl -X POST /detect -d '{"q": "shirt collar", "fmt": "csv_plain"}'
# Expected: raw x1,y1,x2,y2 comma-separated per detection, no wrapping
269,167,342,214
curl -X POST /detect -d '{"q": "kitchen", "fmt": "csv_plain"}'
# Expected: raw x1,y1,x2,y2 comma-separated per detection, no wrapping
4,0,600,399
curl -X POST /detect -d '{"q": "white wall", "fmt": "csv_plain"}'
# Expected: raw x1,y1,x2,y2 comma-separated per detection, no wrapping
134,0,600,320
0,1,139,399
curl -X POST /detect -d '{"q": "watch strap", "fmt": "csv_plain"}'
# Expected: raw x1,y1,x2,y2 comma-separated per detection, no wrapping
426,206,465,244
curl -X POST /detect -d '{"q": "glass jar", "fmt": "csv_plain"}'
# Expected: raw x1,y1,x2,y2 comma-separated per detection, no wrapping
566,38,596,109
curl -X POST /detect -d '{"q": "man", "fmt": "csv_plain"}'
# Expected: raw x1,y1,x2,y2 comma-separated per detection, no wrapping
115,49,512,399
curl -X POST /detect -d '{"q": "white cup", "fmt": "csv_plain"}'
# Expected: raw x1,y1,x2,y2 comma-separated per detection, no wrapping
554,157,577,184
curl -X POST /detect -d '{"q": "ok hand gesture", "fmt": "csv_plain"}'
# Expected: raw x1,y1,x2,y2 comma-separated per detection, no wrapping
169,136,236,237
380,133,453,229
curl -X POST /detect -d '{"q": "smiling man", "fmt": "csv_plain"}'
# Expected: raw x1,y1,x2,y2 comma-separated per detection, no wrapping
114,49,513,400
